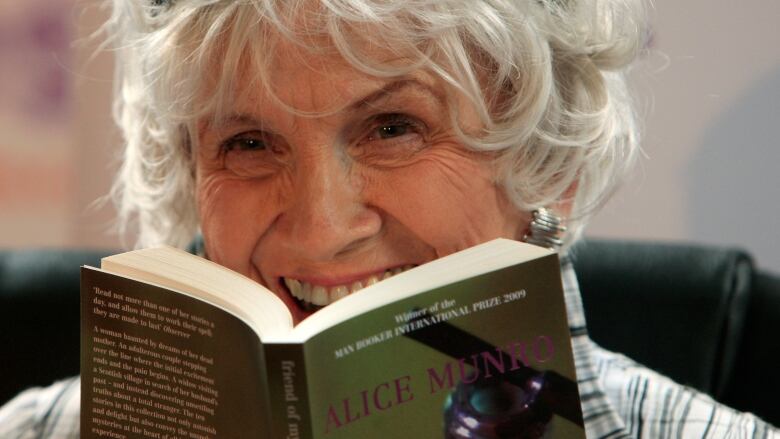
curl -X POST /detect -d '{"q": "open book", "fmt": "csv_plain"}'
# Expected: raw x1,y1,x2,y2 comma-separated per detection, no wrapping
81,239,584,438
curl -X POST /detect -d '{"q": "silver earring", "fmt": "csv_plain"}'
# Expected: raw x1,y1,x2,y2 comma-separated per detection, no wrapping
523,208,567,250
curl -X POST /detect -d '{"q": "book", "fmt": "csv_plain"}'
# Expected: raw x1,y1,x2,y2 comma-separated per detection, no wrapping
80,238,584,438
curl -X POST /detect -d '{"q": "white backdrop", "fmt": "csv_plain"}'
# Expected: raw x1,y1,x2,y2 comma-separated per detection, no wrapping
587,0,780,272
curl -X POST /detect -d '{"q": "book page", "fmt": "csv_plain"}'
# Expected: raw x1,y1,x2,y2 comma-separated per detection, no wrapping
81,268,271,439
101,246,292,338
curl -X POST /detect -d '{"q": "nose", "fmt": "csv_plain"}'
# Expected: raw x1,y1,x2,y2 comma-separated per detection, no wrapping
277,149,382,261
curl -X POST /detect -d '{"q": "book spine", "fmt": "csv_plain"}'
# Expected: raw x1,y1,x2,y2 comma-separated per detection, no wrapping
80,267,94,438
264,343,313,439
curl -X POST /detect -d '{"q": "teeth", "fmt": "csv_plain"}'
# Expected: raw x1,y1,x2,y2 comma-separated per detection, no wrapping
283,266,414,309
311,286,328,306
286,278,302,299
332,285,349,300
365,275,379,287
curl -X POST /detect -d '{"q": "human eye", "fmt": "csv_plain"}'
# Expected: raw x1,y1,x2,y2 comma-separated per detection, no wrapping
365,113,424,141
220,130,284,177
353,113,428,165
221,131,267,152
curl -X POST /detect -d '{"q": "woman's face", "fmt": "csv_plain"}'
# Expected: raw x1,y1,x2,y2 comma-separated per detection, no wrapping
196,42,530,323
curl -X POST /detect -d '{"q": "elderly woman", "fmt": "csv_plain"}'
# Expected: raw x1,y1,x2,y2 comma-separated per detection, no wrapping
0,0,777,437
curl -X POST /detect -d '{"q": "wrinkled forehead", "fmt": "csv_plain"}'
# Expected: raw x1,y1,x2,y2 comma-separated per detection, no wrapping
242,42,447,116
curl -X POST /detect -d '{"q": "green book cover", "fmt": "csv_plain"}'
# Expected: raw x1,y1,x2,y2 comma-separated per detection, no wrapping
81,239,584,438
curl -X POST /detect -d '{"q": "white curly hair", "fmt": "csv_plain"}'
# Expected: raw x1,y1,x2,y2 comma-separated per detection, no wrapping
105,0,648,249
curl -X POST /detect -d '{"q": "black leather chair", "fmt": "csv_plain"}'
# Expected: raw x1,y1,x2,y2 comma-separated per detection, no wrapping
1,241,778,426
571,240,780,426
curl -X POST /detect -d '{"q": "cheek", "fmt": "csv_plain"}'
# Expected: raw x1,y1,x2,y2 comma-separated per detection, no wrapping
366,147,527,254
197,173,282,277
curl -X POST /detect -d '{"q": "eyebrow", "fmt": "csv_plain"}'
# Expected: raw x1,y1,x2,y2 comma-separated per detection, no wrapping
204,78,446,133
348,78,447,111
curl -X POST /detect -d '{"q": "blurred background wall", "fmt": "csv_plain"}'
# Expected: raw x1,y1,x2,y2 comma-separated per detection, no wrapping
0,0,116,249
585,0,780,272
0,1,778,271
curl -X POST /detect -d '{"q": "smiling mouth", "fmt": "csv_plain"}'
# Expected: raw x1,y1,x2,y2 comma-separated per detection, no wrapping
282,265,416,311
